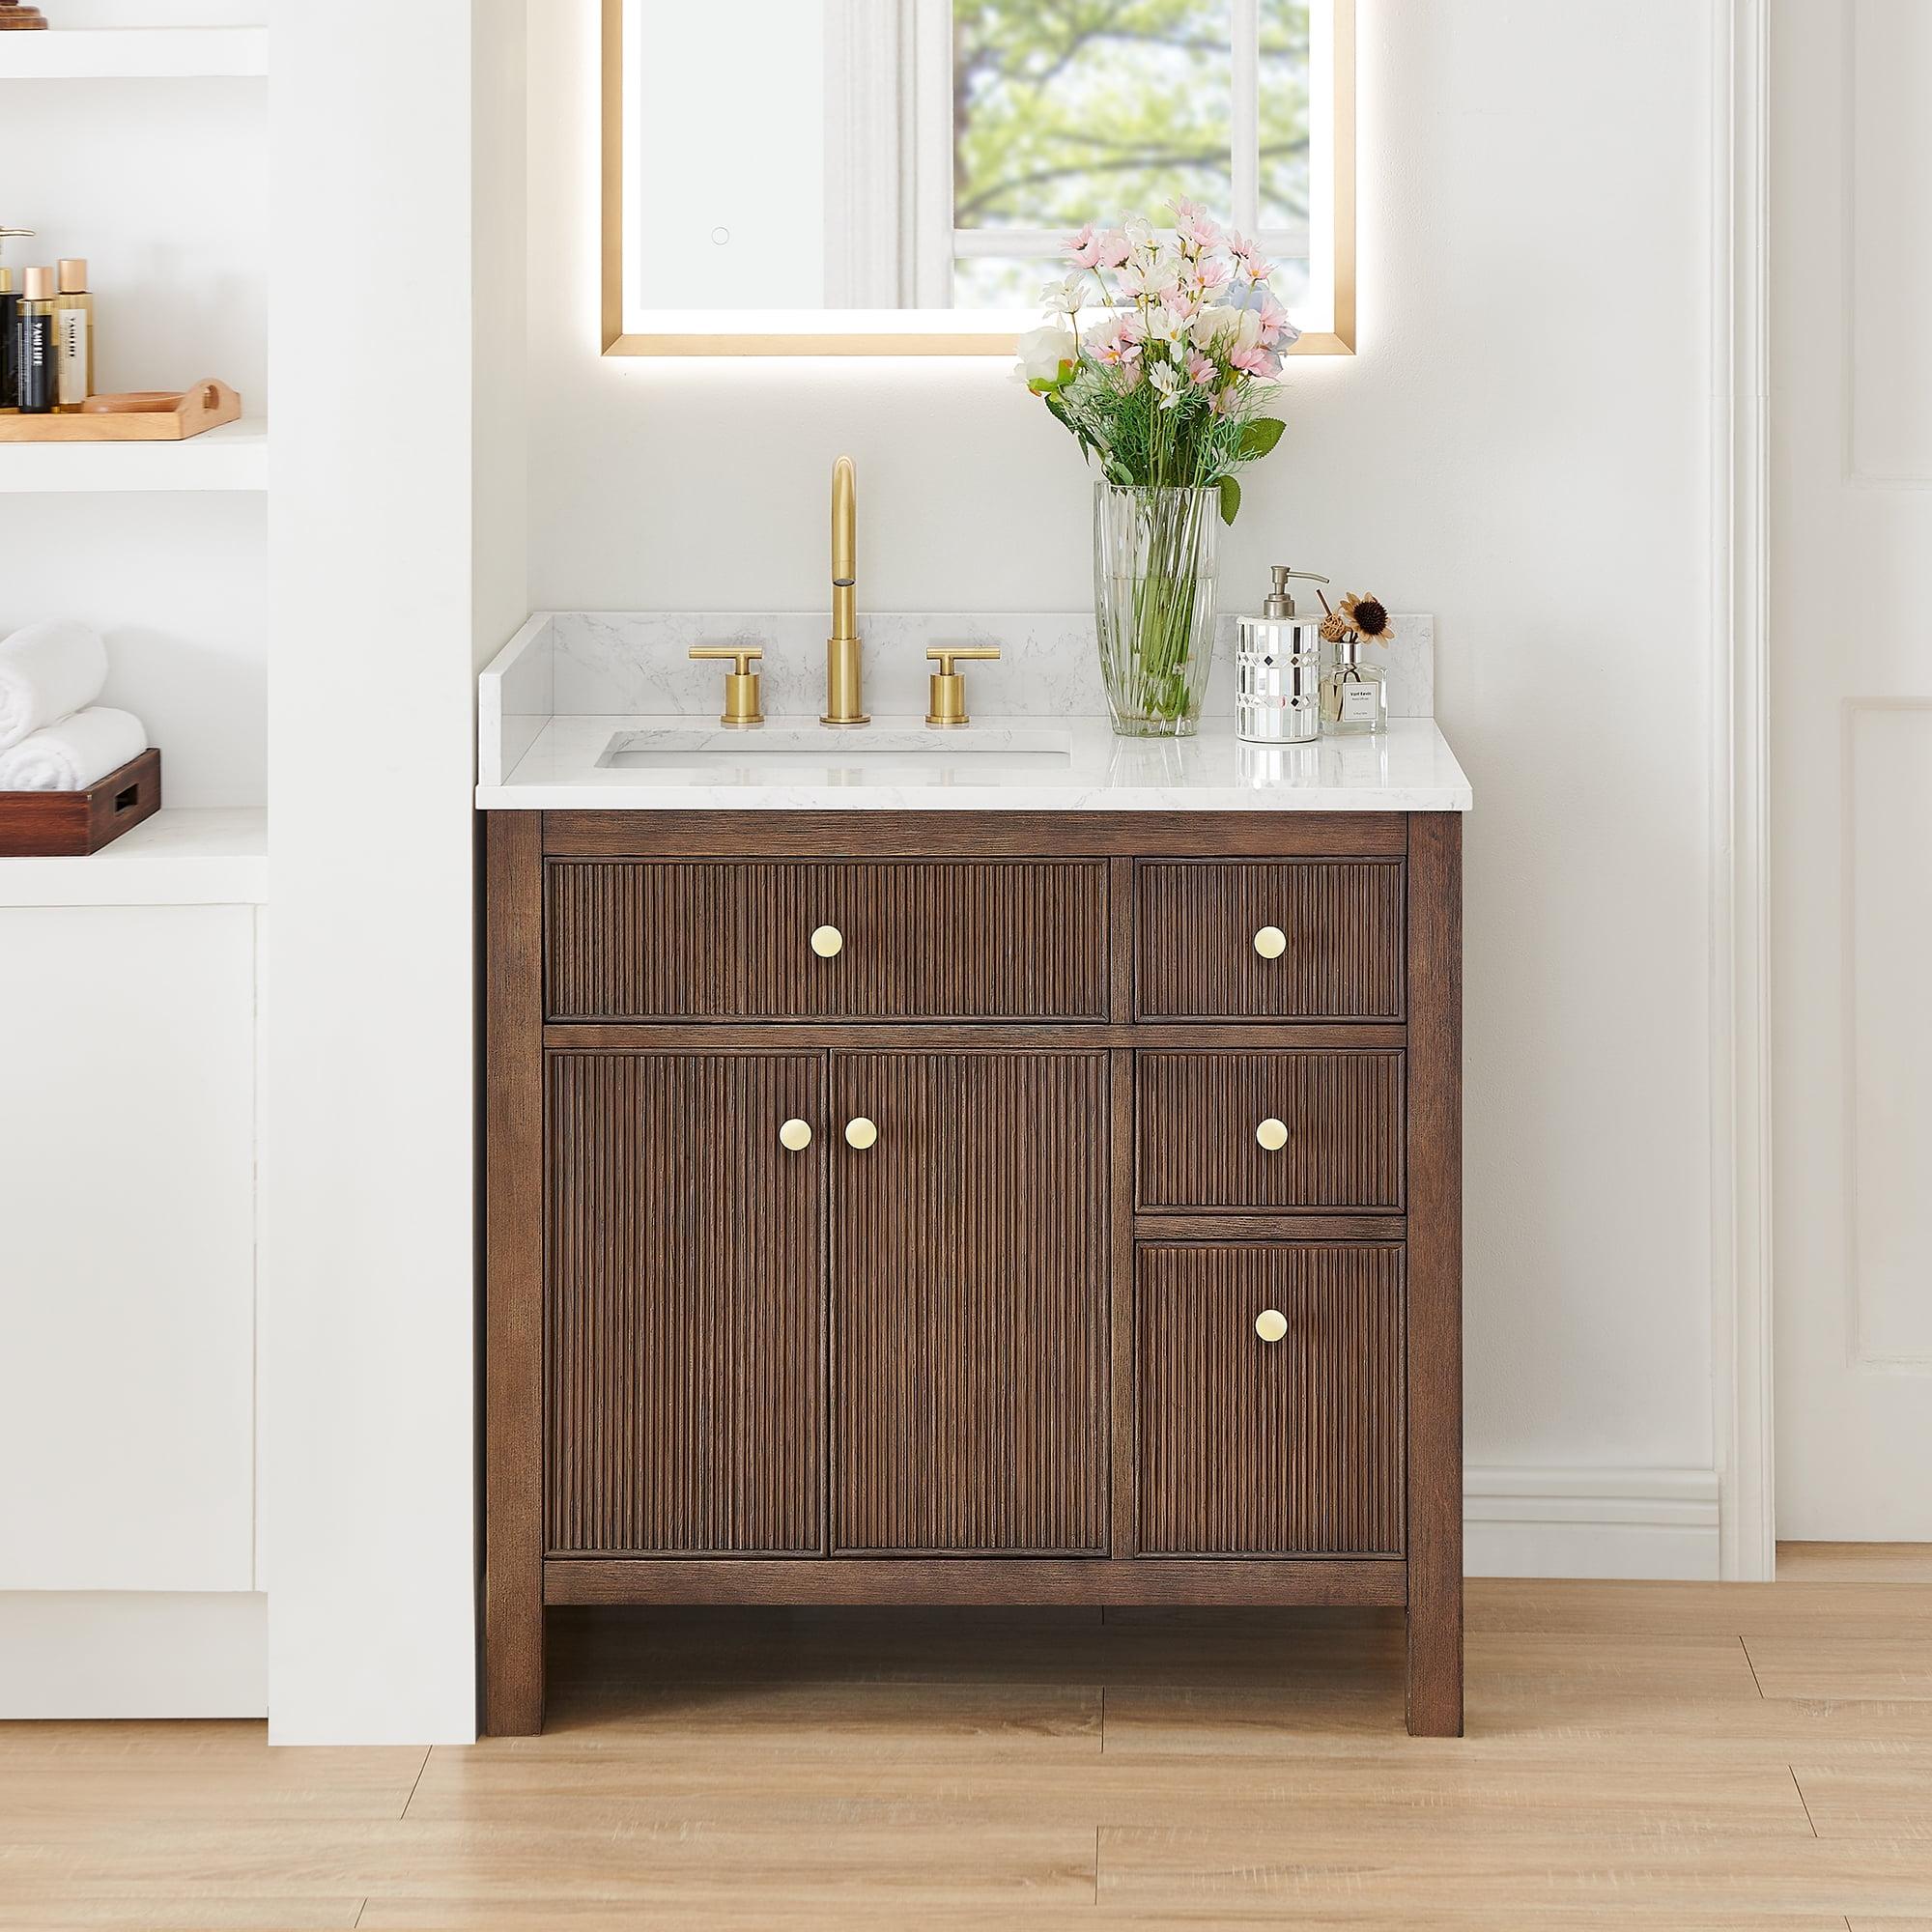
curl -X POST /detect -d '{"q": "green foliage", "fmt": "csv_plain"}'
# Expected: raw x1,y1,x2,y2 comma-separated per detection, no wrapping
952,0,1312,232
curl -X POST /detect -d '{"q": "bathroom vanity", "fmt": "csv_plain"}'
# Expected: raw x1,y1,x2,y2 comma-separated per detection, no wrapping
480,617,1471,1739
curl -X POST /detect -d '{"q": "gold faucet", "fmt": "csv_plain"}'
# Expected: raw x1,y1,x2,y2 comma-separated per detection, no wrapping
823,455,867,725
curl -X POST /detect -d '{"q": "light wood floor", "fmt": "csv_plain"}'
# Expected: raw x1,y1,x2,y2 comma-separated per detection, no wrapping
5,1545,1931,1929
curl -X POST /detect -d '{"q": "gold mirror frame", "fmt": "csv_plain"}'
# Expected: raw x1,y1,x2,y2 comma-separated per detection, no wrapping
601,0,1355,358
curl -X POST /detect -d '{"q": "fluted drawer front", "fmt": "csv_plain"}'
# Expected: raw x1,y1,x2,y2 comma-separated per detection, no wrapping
1139,1050,1406,1210
832,1051,1111,1553
1136,859,1406,1020
547,859,1107,1021
547,1052,825,1555
1138,1244,1406,1555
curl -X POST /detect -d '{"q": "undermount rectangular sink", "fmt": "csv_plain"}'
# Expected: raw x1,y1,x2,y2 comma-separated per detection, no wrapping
599,724,1074,780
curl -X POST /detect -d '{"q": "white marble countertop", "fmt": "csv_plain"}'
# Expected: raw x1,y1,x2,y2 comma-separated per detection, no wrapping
476,715,1472,813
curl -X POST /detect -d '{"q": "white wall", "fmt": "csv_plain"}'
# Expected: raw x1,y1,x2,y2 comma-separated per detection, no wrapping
526,0,1721,1545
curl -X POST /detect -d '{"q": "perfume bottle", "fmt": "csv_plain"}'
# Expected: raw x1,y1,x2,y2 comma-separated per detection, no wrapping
14,266,57,414
1321,633,1388,735
54,258,93,412
1235,565,1329,745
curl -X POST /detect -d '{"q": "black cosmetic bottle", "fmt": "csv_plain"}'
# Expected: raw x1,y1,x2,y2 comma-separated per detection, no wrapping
14,265,56,414
0,226,31,412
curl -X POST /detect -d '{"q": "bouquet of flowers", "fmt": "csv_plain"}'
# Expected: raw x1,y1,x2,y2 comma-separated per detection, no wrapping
1015,201,1294,526
1014,203,1296,734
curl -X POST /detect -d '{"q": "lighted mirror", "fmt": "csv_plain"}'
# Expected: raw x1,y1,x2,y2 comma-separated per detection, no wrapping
605,0,1354,355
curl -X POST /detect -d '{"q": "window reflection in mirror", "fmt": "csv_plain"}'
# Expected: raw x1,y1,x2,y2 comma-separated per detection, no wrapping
611,0,1351,353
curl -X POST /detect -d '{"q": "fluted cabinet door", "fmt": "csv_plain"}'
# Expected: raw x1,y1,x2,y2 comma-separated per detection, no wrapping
547,1052,827,1556
830,1051,1111,1554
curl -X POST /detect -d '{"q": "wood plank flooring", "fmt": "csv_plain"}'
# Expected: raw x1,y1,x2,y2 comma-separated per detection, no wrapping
2,1546,1929,1928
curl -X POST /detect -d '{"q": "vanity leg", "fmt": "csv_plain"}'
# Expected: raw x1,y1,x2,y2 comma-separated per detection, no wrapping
1406,812,1463,1739
485,811,547,1736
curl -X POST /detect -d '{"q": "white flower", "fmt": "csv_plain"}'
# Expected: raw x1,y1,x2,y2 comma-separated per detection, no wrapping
1190,305,1237,352
1150,360,1183,409
1037,273,1085,316
1014,324,1077,391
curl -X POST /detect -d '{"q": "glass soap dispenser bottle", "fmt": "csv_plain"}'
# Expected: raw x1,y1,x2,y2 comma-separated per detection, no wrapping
1236,566,1329,745
1321,624,1389,735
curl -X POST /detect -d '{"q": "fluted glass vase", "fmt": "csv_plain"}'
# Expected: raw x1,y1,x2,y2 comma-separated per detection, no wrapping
1093,483,1222,738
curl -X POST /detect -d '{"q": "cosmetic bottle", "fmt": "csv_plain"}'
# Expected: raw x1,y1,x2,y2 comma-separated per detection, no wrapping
14,267,57,414
0,228,32,412
53,258,92,412
1235,565,1328,745
1320,633,1389,735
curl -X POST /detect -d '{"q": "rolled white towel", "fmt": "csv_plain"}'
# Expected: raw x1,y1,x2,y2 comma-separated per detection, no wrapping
0,621,109,752
0,707,147,792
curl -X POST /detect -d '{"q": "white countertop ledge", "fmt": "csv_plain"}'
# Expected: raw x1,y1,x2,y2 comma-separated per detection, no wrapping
476,715,1472,814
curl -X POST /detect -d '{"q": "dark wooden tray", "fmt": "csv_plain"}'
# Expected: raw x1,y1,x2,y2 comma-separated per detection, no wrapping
0,749,162,857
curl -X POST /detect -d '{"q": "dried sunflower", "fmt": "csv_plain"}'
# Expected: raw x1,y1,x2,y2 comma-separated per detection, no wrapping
1321,593,1395,644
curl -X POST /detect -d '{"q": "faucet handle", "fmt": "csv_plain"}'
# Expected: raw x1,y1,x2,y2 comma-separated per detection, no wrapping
689,644,765,727
690,644,764,675
925,646,1001,728
926,645,1001,677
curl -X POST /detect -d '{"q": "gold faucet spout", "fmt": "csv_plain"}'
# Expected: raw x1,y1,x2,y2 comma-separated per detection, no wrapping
823,455,867,724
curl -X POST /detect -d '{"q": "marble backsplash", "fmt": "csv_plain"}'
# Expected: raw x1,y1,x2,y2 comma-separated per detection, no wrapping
542,611,1435,722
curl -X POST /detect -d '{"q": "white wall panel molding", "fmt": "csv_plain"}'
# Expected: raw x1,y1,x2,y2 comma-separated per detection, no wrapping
0,1594,266,1719
1712,0,1776,1581
1845,0,1932,488
1842,697,1932,1370
1465,1468,1721,1582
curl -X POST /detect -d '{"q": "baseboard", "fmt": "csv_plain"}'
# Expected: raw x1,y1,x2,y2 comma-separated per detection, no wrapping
1465,1467,1721,1580
0,1592,267,1719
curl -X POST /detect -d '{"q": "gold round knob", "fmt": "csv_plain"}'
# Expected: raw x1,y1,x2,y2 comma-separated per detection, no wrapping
778,1118,812,1152
810,924,844,958
1253,924,1288,959
1256,1117,1290,1151
1255,1308,1289,1344
844,1116,878,1151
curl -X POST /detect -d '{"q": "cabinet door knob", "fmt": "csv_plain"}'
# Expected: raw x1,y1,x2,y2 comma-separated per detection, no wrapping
778,1118,813,1152
810,924,844,958
844,1116,878,1151
1256,1117,1290,1151
1255,1308,1289,1344
1253,924,1288,959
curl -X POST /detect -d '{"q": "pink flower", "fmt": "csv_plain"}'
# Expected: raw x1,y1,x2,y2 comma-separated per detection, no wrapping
1253,291,1292,345
1196,253,1232,293
1229,343,1282,379
1094,228,1132,270
1186,351,1218,386
1084,309,1145,368
1227,231,1277,283
1172,198,1223,251
1065,224,1101,270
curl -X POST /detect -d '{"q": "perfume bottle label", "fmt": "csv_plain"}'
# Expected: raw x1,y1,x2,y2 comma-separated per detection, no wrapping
56,308,88,406
1341,681,1379,724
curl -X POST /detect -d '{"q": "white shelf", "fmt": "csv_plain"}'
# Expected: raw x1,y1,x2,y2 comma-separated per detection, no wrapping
0,807,267,908
0,419,268,494
0,28,267,81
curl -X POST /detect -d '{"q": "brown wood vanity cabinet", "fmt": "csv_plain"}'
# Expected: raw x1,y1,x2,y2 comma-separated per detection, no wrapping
485,810,1463,1737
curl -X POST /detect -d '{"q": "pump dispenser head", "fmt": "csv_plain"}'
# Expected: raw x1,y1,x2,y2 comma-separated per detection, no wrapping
23,266,54,301
1262,565,1330,619
57,258,87,294
0,227,33,288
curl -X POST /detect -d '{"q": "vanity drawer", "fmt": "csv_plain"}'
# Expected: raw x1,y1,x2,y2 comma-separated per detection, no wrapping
1137,1050,1406,1211
1135,859,1406,1021
545,858,1109,1022
1137,1243,1406,1556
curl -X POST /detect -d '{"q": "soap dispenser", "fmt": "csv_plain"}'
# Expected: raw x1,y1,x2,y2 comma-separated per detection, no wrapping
1236,566,1328,745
